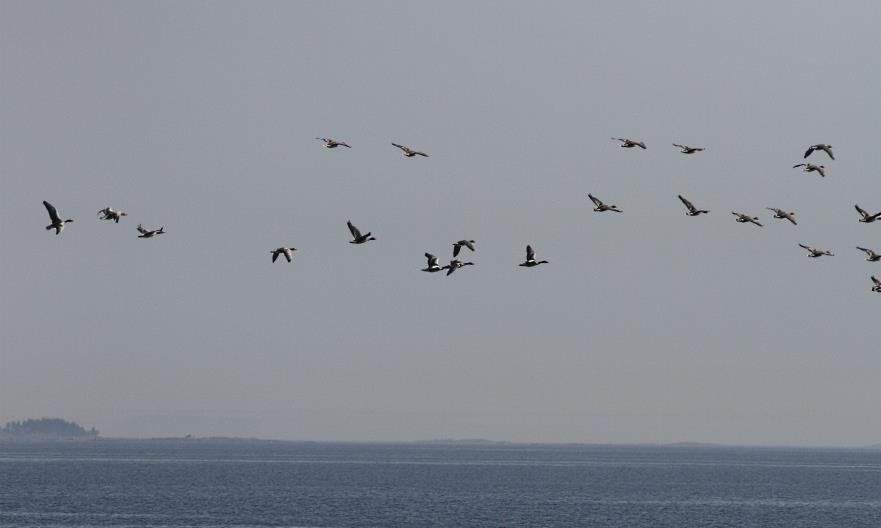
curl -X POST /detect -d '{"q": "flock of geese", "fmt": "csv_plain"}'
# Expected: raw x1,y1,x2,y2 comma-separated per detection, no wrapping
41,138,881,293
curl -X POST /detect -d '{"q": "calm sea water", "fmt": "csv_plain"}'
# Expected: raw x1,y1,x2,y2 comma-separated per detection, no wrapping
1,440,879,527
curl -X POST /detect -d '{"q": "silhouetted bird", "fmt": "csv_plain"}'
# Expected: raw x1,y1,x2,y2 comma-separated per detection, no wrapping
793,163,826,178
732,212,763,227
422,253,443,273
316,137,351,148
799,243,833,258
136,224,165,238
43,201,74,235
391,142,429,157
678,195,709,216
766,207,797,225
856,247,880,262
611,137,646,149
803,144,834,160
347,220,376,244
855,205,881,223
443,259,474,276
589,193,622,213
97,207,127,223
453,240,476,257
673,143,704,154
519,245,548,267
271,247,297,263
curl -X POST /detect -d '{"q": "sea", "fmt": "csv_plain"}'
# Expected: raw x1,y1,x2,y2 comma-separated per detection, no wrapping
1,440,879,527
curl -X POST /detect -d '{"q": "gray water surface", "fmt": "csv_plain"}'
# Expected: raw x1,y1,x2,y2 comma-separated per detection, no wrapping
1,440,879,527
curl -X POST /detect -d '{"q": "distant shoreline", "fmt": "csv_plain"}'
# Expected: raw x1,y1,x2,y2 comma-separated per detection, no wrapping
1,435,878,450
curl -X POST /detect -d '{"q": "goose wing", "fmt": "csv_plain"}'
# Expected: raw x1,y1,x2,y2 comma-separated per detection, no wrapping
347,220,361,239
425,253,438,267
588,194,602,207
872,276,881,286
819,145,834,160
136,224,148,235
855,204,868,217
43,201,60,223
816,166,826,177
803,146,816,159
679,195,696,212
391,142,410,153
793,163,806,168
452,243,462,257
272,250,280,263
462,240,475,252
526,245,535,261
799,243,812,251
784,213,797,225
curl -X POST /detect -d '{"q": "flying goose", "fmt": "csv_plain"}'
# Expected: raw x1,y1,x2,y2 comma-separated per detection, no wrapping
803,144,834,160
872,276,881,293
731,211,763,227
347,220,376,244
678,195,709,216
422,253,443,273
766,207,797,225
316,137,351,148
855,205,881,223
611,137,646,149
271,247,297,263
673,143,704,154
97,207,127,223
799,243,834,258
453,240,476,257
856,247,881,262
588,193,622,213
519,245,548,267
391,142,429,157
792,163,826,178
443,259,474,276
43,201,74,235
136,224,165,238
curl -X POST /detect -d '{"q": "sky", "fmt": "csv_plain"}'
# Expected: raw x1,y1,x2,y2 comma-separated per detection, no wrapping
1,1,879,446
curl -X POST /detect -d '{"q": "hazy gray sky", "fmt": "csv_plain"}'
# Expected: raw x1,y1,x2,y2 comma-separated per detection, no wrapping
1,1,879,446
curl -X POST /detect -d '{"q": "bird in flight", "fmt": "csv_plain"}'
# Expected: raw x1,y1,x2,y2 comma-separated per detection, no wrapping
792,163,826,178
803,144,834,160
766,207,797,225
519,245,548,267
42,201,74,235
732,212,763,227
347,220,376,244
855,205,881,223
589,194,622,213
443,259,474,276
136,224,165,238
678,195,709,216
271,247,297,263
97,207,127,223
391,143,429,157
316,137,351,149
611,137,646,149
799,244,834,258
422,253,443,273
856,247,881,262
453,240,476,257
673,143,704,154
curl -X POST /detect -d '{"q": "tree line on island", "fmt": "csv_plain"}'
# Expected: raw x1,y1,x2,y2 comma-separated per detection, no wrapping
1,418,98,439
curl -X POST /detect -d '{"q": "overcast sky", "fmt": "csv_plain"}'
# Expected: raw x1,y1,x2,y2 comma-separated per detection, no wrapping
1,1,879,446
